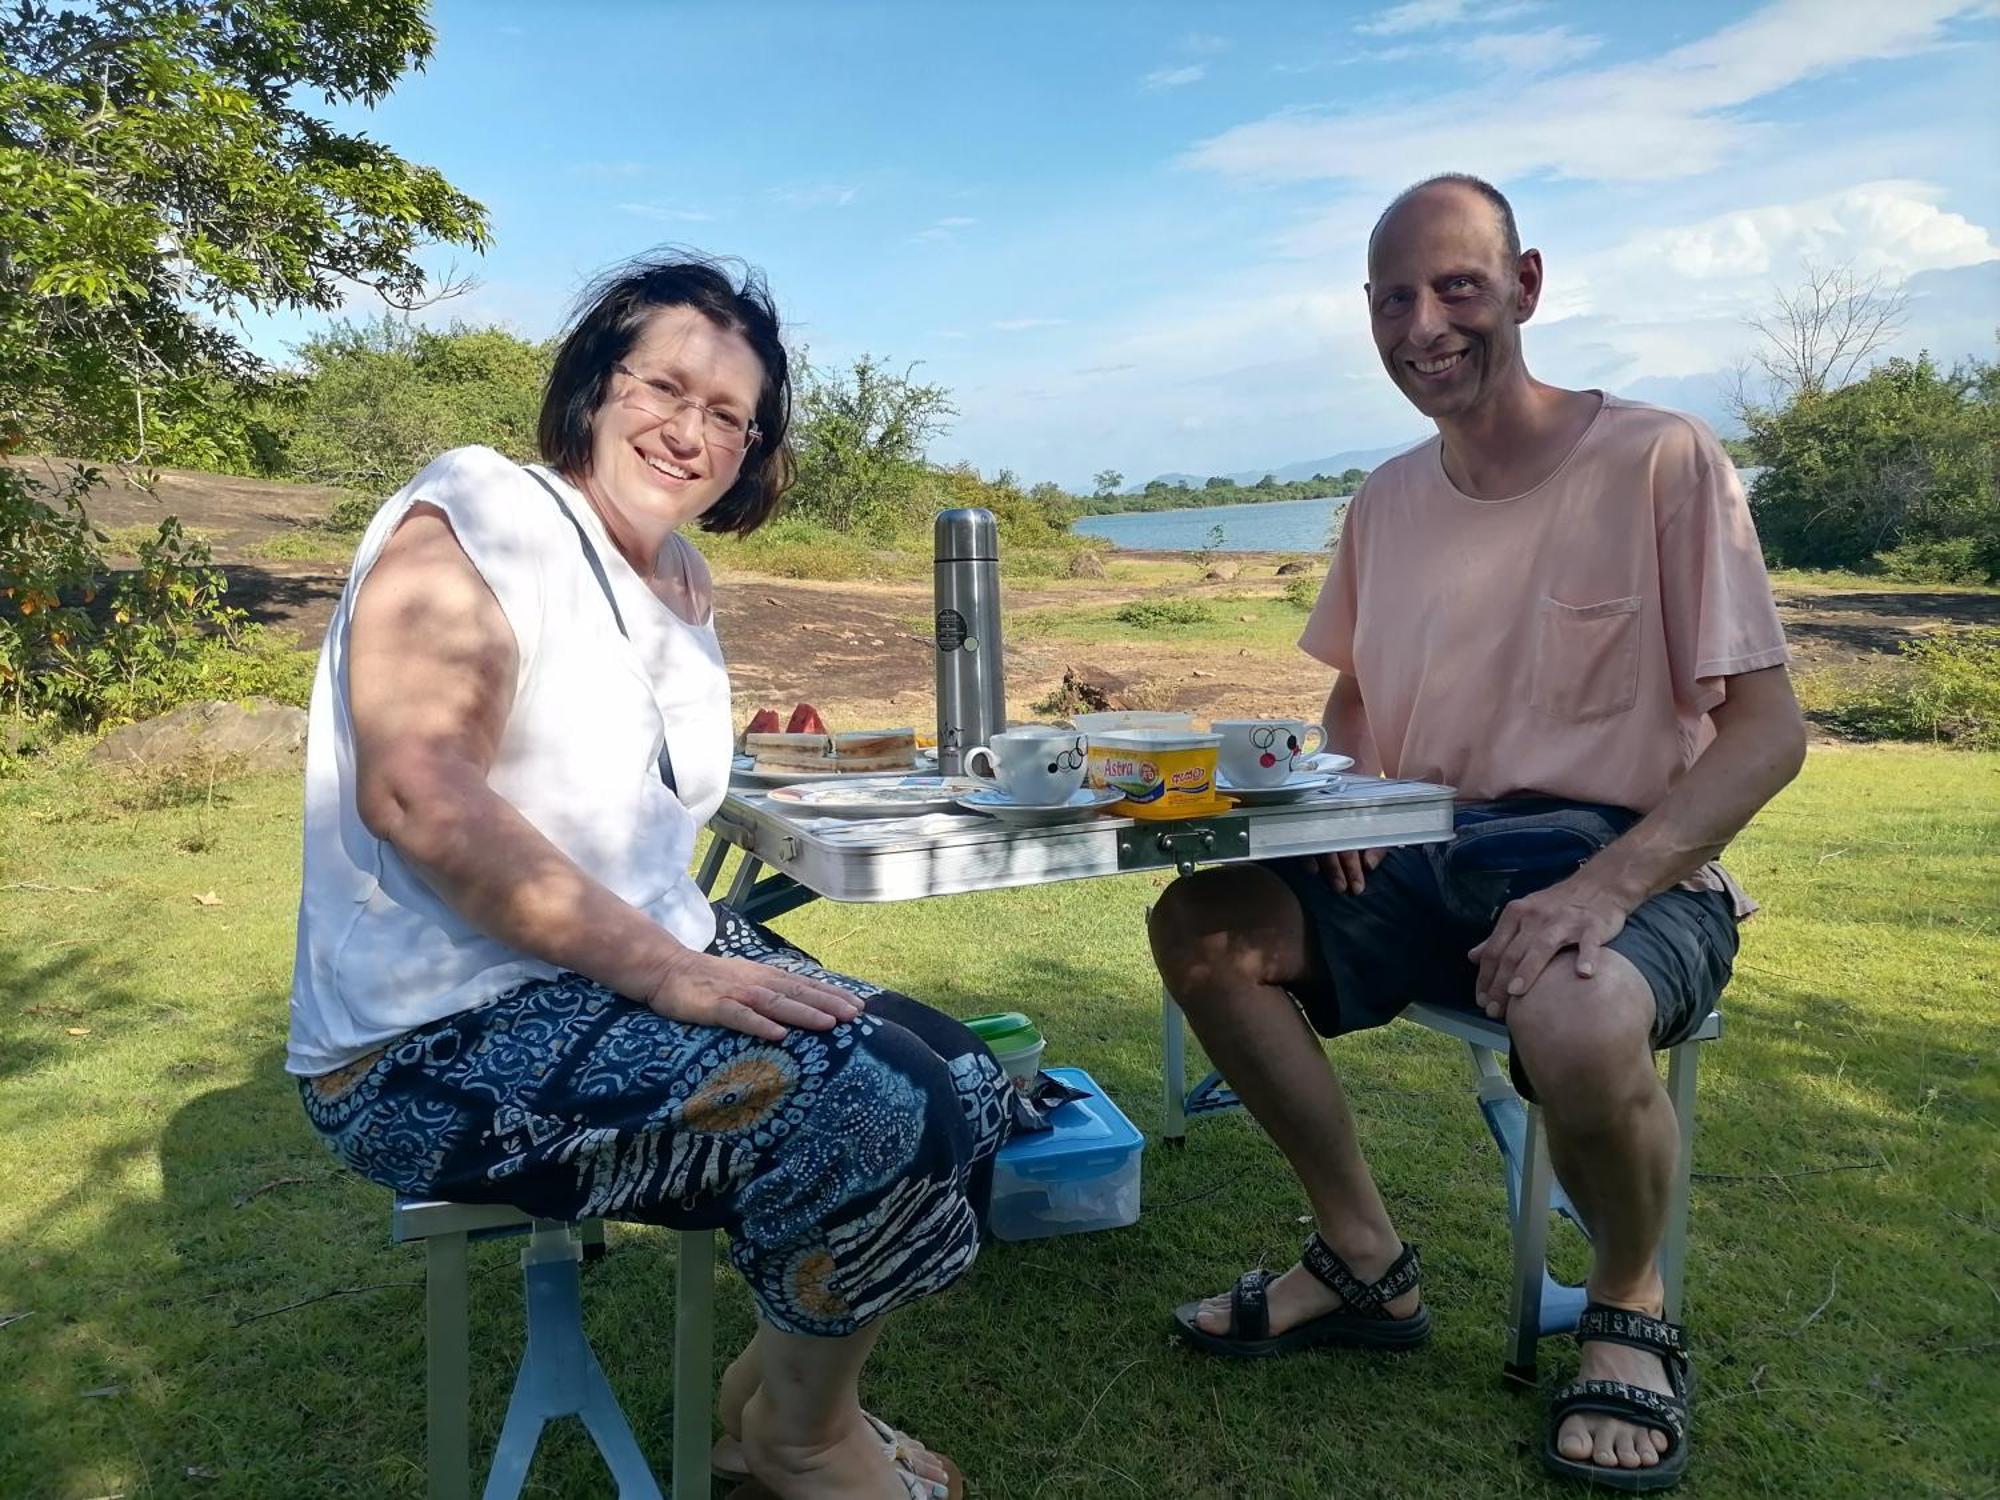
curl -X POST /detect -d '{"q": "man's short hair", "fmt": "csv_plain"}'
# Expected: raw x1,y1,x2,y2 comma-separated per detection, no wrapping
1372,173,1521,261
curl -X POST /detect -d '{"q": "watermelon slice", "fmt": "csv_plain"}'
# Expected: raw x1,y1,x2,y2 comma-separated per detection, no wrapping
745,707,782,736
786,702,828,735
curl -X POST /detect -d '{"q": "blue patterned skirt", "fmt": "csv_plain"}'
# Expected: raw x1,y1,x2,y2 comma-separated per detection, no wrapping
300,907,1012,1336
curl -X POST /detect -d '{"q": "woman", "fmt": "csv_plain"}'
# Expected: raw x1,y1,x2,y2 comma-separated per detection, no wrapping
289,255,1006,1500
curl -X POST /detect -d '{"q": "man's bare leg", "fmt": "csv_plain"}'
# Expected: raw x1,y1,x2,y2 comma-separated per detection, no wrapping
1508,953,1681,1475
1150,866,1419,1333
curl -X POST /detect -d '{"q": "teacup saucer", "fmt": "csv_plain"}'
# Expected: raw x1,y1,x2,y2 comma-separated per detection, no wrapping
955,786,1123,827
1215,771,1342,805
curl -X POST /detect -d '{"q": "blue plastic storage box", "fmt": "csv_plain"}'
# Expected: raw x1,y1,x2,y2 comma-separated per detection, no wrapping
989,1066,1145,1241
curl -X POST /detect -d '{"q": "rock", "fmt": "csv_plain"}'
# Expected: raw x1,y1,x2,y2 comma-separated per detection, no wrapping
1066,550,1107,579
1209,562,1240,581
1237,614,1256,623
1275,559,1317,576
89,698,307,774
1044,663,1138,715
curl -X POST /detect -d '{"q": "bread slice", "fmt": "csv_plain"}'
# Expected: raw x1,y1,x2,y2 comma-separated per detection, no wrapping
746,727,917,774
828,728,917,772
746,731,834,771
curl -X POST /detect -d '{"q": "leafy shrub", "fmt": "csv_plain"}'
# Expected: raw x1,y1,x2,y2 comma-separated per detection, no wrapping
1745,353,1998,579
1874,538,1992,586
0,463,268,727
328,491,387,536
1281,575,1319,610
1805,629,2000,749
1114,599,1216,630
268,319,548,494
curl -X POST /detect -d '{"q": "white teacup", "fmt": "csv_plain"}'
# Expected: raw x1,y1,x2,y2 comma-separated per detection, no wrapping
1213,718,1326,788
964,727,1090,804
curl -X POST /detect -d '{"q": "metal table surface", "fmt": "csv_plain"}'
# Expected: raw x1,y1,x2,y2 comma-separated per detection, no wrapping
699,774,1456,921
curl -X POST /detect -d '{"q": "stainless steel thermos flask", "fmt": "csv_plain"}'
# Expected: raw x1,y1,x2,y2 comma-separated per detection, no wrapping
933,508,1005,776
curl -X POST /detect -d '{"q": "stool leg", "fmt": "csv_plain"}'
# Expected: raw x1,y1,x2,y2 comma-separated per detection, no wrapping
425,1232,472,1500
671,1229,716,1500
1506,1102,1555,1384
1161,986,1188,1144
1661,1042,1699,1324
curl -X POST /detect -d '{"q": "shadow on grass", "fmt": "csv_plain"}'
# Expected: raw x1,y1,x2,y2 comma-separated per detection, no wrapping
4,893,1995,1498
0,931,155,1086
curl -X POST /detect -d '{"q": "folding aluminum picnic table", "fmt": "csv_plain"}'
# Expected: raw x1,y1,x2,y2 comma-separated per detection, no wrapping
698,773,1456,1125
701,773,1456,915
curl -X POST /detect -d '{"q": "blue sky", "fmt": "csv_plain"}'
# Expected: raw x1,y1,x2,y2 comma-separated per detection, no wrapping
241,0,2000,488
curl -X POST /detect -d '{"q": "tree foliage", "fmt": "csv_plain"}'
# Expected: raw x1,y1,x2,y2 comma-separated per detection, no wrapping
273,316,547,507
1078,468,1368,515
1744,352,1999,581
786,354,957,538
0,0,488,724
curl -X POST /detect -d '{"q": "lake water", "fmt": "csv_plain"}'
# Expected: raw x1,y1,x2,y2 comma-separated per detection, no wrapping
1071,493,1348,553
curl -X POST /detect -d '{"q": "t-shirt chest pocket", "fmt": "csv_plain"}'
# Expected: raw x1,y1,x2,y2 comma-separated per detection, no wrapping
1530,594,1641,721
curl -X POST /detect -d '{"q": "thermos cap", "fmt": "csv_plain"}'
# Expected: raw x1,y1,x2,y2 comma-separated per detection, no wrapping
934,507,998,562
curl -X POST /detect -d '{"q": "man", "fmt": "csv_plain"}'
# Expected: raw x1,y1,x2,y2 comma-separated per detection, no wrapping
1151,174,1804,1492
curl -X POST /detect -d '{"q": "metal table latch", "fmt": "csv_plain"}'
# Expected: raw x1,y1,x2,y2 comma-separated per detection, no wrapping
1115,816,1251,876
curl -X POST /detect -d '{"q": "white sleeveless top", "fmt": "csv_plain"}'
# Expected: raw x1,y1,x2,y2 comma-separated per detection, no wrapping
287,446,733,1076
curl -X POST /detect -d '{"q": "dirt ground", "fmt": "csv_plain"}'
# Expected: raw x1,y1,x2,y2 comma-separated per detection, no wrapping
50,462,2000,734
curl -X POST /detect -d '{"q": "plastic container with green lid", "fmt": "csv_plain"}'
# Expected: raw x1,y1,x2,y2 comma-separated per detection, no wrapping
965,1011,1045,1090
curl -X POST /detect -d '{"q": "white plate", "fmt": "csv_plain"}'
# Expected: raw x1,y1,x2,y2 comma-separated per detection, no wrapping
954,785,1125,827
766,775,982,819
1215,771,1343,805
732,755,920,789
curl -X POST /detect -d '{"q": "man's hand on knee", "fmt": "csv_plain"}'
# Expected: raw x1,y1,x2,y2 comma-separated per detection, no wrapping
1316,847,1386,895
1468,875,1632,1018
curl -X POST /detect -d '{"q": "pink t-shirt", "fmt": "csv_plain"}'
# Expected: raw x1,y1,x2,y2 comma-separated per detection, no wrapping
1300,395,1789,908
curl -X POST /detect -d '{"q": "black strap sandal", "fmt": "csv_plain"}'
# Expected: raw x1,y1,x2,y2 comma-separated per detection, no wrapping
1542,1304,1694,1493
1171,1233,1431,1357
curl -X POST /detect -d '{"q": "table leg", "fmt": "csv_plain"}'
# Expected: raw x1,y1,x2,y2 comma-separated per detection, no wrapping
723,853,765,907
1161,986,1187,1144
694,833,731,898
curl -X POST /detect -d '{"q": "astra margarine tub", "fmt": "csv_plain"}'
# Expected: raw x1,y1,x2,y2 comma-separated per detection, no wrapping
1087,728,1222,812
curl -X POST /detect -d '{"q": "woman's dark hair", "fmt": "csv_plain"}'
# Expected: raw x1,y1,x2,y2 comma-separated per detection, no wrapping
537,251,794,536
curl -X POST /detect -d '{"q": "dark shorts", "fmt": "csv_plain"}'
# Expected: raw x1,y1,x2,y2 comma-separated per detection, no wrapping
1266,839,1738,1065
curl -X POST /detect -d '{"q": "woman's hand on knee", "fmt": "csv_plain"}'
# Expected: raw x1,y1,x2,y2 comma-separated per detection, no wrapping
643,951,864,1040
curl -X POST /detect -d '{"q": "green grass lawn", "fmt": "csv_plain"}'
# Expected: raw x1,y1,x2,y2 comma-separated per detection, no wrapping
1,745,1994,1498
1012,592,1311,650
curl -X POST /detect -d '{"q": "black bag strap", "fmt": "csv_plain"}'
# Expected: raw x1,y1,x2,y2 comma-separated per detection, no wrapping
526,467,678,795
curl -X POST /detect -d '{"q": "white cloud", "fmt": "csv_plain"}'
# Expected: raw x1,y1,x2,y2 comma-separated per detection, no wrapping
1143,64,1206,91
1356,0,1541,37
914,215,979,243
617,202,715,223
769,183,858,209
1182,32,1232,54
1523,183,2000,390
1455,25,1602,73
991,317,1068,332
1189,0,1989,187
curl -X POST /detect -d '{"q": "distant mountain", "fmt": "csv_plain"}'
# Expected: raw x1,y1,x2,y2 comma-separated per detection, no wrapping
1143,438,1427,491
